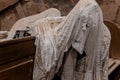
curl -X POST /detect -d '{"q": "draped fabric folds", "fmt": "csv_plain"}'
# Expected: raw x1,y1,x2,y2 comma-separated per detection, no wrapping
7,0,111,80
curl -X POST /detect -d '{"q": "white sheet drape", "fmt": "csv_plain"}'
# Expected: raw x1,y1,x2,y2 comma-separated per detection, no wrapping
7,0,111,80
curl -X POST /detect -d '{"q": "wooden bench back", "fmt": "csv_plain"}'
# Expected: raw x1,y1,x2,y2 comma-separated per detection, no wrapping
0,36,36,80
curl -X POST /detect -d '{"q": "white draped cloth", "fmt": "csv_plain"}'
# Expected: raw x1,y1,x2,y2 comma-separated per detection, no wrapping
32,0,111,80
7,0,111,80
7,8,61,40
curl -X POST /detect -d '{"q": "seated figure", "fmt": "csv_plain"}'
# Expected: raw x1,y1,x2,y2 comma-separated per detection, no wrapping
7,0,111,80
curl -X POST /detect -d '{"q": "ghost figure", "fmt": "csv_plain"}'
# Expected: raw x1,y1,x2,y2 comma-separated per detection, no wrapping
7,0,111,80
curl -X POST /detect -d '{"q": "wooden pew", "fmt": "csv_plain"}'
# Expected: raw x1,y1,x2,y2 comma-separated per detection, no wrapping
0,36,36,80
